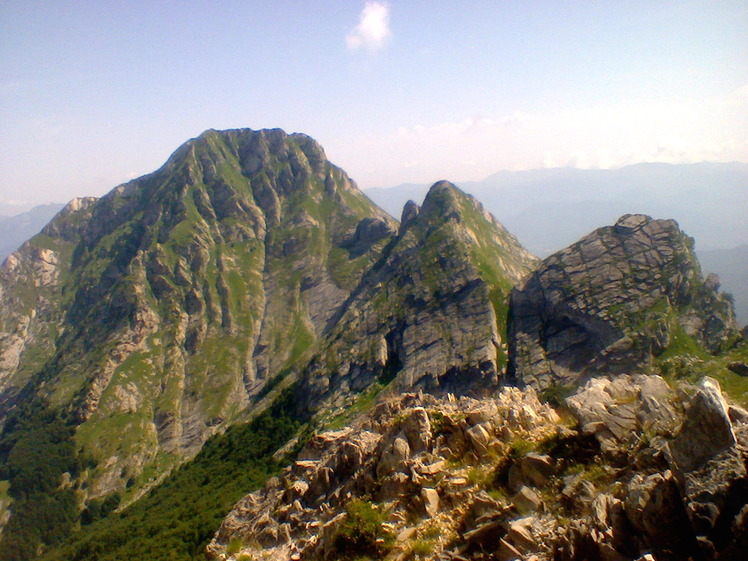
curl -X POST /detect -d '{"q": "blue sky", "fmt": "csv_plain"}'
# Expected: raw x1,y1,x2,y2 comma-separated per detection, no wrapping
1,1,746,209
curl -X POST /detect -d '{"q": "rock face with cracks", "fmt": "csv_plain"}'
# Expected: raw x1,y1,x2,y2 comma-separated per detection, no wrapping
508,214,737,390
296,181,537,414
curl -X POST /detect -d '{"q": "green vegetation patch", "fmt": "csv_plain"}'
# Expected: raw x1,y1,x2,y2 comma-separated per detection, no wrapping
330,499,394,561
325,382,388,431
40,404,301,561
0,400,86,561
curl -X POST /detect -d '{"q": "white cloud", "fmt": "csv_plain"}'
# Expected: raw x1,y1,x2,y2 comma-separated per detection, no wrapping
326,87,748,188
346,2,391,51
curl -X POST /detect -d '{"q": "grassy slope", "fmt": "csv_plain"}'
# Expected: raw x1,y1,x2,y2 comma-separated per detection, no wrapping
38,398,302,561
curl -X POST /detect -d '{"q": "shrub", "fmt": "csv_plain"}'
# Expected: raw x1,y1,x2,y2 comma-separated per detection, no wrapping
226,537,243,556
411,538,433,557
330,499,394,560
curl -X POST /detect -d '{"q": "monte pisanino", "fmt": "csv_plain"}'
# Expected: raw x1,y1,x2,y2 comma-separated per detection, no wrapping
0,128,746,561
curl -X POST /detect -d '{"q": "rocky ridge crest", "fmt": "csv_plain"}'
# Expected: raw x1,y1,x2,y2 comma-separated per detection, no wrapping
297,180,537,414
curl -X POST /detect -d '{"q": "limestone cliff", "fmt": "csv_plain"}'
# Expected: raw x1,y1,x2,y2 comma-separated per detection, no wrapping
508,214,737,390
296,181,537,414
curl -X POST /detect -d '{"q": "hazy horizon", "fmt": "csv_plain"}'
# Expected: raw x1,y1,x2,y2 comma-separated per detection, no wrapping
2,2,747,210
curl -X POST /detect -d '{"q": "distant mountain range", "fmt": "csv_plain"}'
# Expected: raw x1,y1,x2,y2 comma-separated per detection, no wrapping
0,204,65,261
365,162,748,324
698,245,748,326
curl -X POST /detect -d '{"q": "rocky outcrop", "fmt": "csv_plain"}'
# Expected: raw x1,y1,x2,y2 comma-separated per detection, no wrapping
209,373,748,561
667,378,748,552
566,374,681,456
207,389,560,561
508,214,737,390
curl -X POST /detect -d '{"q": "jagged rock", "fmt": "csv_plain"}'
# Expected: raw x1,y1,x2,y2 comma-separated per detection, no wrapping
207,376,748,561
379,472,412,501
497,537,523,561
669,377,738,473
509,214,737,390
508,452,556,493
519,453,556,488
207,391,560,561
566,374,681,453
421,488,440,517
507,517,537,551
399,200,420,233
729,404,748,425
661,377,748,554
297,180,537,413
400,407,432,454
513,485,543,514
377,435,411,477
624,470,695,554
466,423,493,458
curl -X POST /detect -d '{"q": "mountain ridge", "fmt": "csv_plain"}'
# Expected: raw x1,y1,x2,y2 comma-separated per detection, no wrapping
365,162,748,324
0,129,745,561
0,128,539,560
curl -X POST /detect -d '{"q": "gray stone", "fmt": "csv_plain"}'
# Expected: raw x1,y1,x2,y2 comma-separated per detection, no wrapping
513,485,543,514
377,435,411,477
465,423,493,457
421,487,440,518
668,377,737,473
624,470,693,551
507,518,536,551
508,214,737,389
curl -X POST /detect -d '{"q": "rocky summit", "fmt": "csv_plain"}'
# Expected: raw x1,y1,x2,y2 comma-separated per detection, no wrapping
508,214,737,390
0,128,746,561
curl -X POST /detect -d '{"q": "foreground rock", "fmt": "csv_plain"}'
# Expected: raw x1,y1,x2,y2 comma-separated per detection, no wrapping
207,389,560,560
508,214,737,390
208,376,748,561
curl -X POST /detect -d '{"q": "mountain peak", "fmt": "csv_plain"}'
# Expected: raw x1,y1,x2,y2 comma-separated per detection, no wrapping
418,180,463,222
0,127,394,510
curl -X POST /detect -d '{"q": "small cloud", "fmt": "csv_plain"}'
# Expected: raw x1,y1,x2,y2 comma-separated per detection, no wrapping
347,2,391,51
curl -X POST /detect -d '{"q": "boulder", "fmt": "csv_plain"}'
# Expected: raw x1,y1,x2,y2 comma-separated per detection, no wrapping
400,407,432,454
567,375,681,454
513,485,543,514
465,422,493,457
624,470,694,554
666,378,748,545
668,377,737,473
507,517,537,552
421,488,440,518
377,435,411,477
